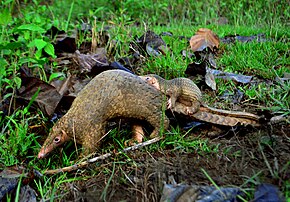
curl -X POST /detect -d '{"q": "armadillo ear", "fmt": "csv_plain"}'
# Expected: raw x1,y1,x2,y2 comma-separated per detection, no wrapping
61,130,69,141
151,77,157,84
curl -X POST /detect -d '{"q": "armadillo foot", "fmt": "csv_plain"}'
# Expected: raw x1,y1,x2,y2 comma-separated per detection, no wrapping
149,129,163,138
125,125,145,146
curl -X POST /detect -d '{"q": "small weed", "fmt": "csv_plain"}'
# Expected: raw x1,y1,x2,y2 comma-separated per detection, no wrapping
160,127,219,154
236,80,290,115
0,110,39,165
34,174,84,201
101,162,116,201
216,79,236,97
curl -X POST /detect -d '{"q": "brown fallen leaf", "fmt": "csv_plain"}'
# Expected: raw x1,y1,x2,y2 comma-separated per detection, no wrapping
184,28,220,90
17,77,62,116
190,28,220,52
50,73,73,96
75,49,109,72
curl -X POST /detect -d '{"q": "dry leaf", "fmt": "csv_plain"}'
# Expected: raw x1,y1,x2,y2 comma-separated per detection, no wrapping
75,49,109,72
205,66,216,90
0,165,38,201
190,28,220,52
131,30,169,57
211,69,253,84
17,77,62,116
50,74,73,96
160,183,241,202
220,33,267,44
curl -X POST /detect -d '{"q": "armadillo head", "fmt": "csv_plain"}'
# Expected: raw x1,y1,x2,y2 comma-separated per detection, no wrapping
139,75,160,90
38,126,70,159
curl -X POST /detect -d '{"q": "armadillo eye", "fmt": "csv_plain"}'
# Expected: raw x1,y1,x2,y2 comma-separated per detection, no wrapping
54,137,60,144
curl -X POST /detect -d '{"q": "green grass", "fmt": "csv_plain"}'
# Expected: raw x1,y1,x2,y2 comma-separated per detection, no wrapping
219,41,289,79
0,0,289,200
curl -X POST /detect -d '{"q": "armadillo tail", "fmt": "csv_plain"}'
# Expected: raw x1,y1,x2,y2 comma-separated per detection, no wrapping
191,111,260,126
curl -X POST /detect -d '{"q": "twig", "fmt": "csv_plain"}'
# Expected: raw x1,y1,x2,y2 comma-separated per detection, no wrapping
43,136,163,175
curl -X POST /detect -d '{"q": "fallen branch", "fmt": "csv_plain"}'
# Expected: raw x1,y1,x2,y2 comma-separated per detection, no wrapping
43,137,163,175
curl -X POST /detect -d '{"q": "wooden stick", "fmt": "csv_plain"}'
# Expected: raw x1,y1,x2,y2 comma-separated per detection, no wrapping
43,137,163,175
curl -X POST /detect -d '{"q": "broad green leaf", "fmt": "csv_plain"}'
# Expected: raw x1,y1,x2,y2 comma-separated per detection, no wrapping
89,9,94,16
3,78,12,86
28,39,47,50
2,49,11,55
0,9,12,25
0,58,8,67
2,0,14,5
49,72,65,82
35,39,47,50
17,24,46,33
24,31,30,40
0,60,7,78
27,40,35,48
44,43,55,57
5,42,23,50
35,49,42,60
14,77,22,89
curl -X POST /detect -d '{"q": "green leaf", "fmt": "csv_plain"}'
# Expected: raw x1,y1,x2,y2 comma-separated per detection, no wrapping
2,0,14,5
5,42,23,50
44,43,55,57
35,39,47,50
2,49,11,55
94,6,105,14
0,9,12,25
35,49,42,60
17,24,46,33
49,72,65,82
0,58,8,67
28,39,47,50
14,77,22,89
3,78,12,85
0,60,7,79
24,31,30,40
3,92,13,100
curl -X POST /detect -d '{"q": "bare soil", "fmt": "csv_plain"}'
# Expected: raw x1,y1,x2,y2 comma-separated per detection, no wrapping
60,123,290,201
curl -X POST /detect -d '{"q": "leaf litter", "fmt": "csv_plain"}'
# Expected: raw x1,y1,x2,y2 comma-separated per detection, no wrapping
1,24,289,201
0,165,41,201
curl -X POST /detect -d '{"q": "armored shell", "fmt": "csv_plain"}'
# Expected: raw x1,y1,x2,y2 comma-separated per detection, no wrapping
38,70,169,158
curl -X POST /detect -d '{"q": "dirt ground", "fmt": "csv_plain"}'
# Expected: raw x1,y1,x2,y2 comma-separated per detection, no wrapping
60,123,290,201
